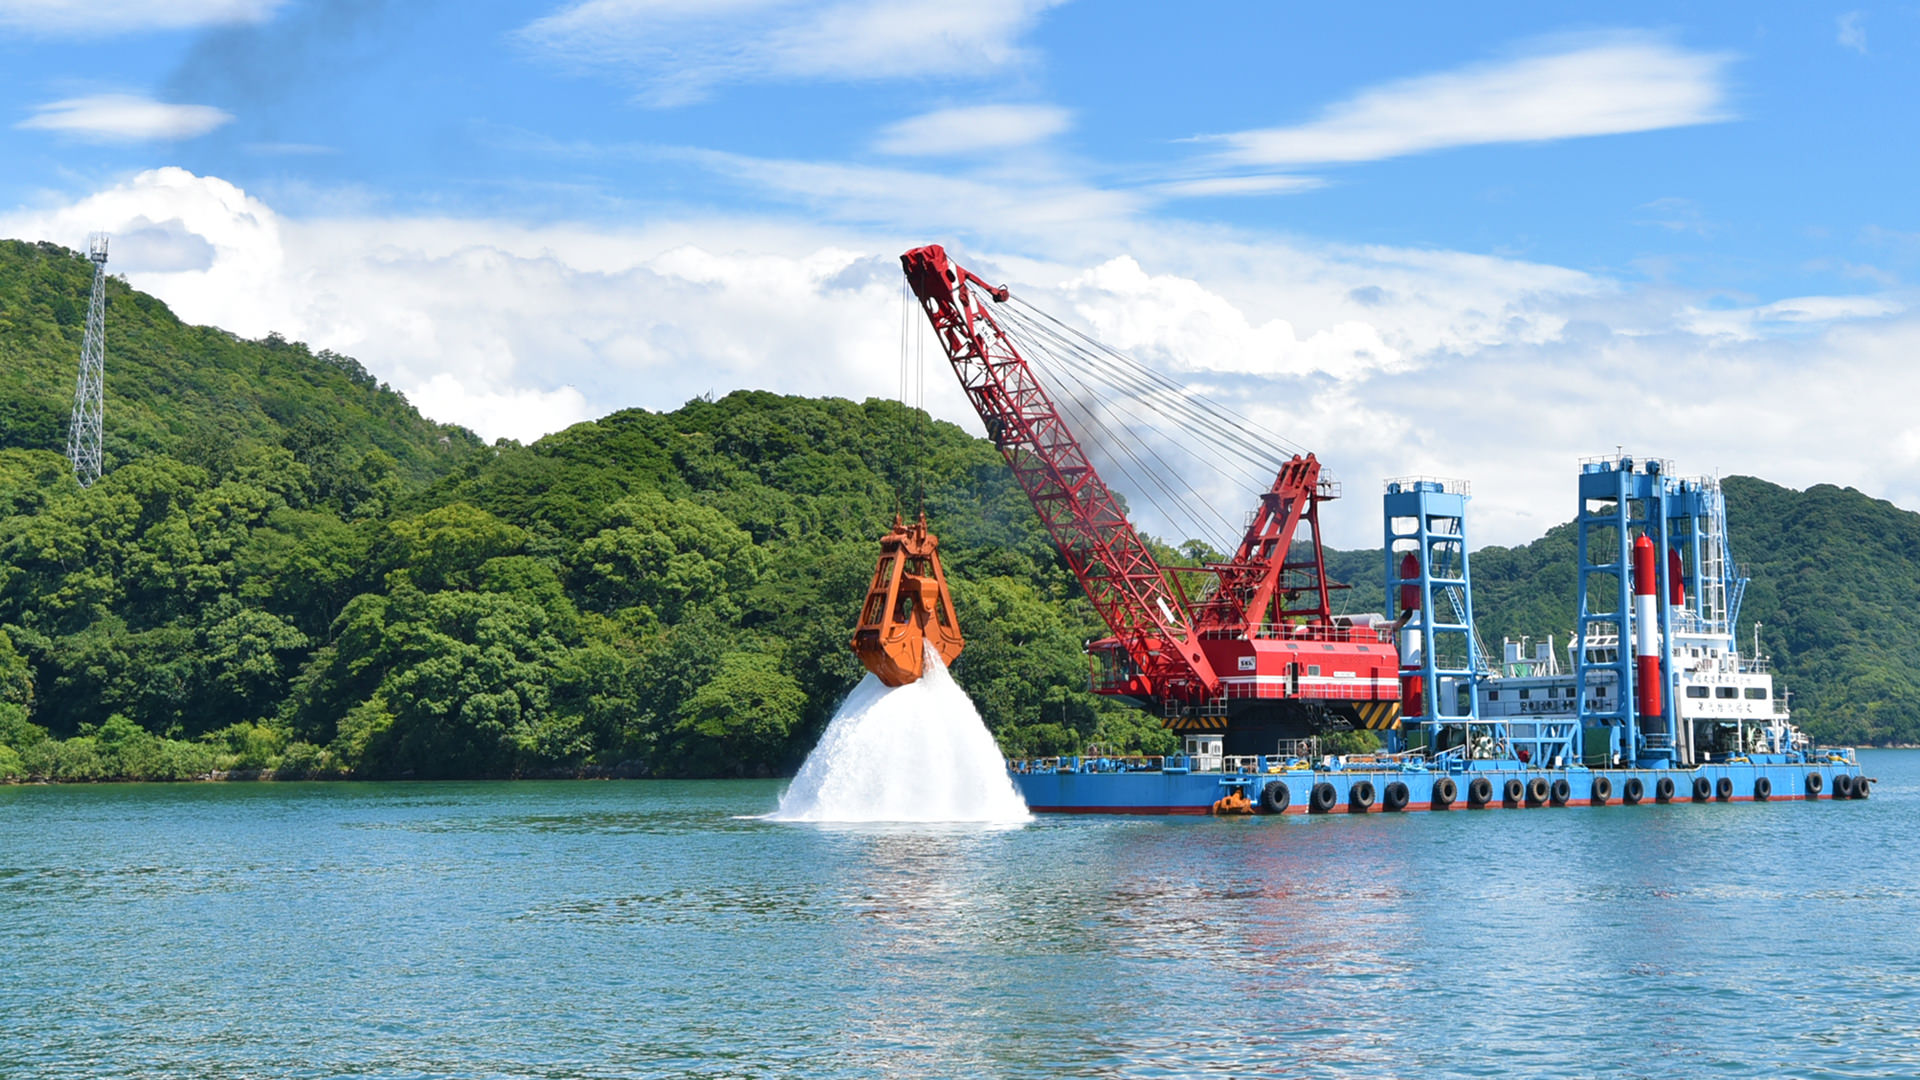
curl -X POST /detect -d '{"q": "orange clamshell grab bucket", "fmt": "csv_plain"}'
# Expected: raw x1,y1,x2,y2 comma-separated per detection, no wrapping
850,514,964,686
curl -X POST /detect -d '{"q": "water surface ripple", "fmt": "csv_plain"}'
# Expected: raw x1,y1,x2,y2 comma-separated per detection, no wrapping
2,751,1916,1079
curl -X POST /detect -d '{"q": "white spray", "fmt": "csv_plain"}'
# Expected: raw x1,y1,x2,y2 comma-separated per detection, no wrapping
769,645,1029,823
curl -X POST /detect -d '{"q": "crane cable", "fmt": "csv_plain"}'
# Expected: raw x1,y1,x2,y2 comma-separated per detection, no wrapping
999,308,1300,496
989,297,1325,554
994,305,1243,551
1005,294,1330,486
1010,312,1306,487
897,281,931,517
995,307,1240,553
998,306,1279,495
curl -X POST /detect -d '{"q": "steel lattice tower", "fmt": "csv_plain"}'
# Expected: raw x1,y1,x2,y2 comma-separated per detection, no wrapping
66,234,108,487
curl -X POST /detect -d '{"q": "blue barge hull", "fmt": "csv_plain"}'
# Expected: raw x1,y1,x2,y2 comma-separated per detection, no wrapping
1012,758,1867,815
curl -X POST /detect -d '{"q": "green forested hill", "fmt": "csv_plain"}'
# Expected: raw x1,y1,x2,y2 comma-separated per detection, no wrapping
0,240,482,495
0,241,1913,781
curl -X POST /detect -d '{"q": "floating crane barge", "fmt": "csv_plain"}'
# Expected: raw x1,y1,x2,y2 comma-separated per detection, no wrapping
887,244,1868,815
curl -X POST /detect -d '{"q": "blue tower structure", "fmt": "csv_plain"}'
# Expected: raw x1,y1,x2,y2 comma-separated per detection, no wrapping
1383,478,1485,756
1574,455,1680,766
1663,476,1746,639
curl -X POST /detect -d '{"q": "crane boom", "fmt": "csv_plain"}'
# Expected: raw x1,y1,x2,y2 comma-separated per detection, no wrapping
901,244,1220,699
901,243,1400,746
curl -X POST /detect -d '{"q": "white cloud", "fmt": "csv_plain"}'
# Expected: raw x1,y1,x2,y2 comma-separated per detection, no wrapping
1153,175,1324,199
18,94,233,141
1207,37,1732,167
874,104,1071,156
6,167,1917,548
1837,11,1867,54
520,0,1066,104
674,147,1145,250
1059,255,1405,380
0,0,281,34
408,377,593,442
1681,294,1902,340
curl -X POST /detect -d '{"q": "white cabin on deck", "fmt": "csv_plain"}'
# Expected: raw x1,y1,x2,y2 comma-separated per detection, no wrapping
1475,631,1799,766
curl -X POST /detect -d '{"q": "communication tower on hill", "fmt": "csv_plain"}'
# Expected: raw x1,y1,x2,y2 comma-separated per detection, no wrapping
66,234,108,487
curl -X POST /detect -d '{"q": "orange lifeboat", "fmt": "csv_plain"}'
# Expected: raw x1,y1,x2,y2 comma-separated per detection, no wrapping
850,514,964,686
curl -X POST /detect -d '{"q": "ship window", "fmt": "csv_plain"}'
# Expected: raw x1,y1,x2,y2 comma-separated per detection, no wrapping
1745,687,1768,700
1308,665,1321,677
1716,687,1738,699
1595,686,1607,697
1519,689,1531,700
1488,690,1500,701
1686,686,1709,699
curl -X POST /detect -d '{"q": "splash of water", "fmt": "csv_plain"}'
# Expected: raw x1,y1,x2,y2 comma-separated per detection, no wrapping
769,646,1029,823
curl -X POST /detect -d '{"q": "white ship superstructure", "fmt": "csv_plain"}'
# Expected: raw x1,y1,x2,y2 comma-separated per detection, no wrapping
1474,472,1802,766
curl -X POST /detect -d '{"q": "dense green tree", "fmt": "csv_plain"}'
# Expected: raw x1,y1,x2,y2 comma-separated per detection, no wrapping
670,651,807,775
572,492,762,622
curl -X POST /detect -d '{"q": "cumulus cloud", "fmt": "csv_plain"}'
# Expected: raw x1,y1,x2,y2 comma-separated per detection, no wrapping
18,94,233,141
874,104,1071,156
1206,36,1732,167
520,0,1066,104
0,0,281,34
1057,255,1408,380
5,167,1915,547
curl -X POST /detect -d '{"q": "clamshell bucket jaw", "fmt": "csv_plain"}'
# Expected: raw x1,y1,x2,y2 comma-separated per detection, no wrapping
850,514,964,686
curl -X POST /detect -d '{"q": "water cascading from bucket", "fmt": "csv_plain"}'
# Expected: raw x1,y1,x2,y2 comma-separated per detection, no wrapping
768,644,1029,823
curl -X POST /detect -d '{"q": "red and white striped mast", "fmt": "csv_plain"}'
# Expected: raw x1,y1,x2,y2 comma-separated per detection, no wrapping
1632,534,1663,734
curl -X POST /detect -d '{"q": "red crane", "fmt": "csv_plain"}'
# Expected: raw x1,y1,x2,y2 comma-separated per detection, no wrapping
901,244,1400,751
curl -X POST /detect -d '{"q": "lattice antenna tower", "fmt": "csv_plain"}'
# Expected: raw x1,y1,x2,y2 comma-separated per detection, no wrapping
67,233,108,487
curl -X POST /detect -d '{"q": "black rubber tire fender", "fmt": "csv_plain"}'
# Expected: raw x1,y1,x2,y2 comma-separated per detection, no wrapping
1591,775,1613,805
1549,778,1572,806
1753,776,1771,802
1466,776,1493,808
1692,776,1713,802
1654,776,1676,803
1259,780,1291,814
1526,776,1550,806
1309,781,1338,814
1348,779,1376,812
1503,778,1525,806
1853,776,1870,799
1831,773,1854,799
1432,776,1458,809
1621,777,1643,805
1382,781,1410,812
1715,776,1734,801
1805,772,1824,797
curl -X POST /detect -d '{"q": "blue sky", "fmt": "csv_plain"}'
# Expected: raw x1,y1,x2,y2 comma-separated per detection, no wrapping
3,1,1918,546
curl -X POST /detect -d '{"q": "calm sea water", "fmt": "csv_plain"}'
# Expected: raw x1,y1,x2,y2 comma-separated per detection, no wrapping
2,751,1915,1079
